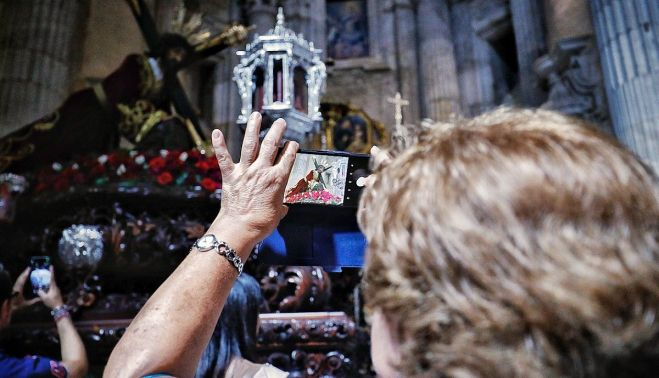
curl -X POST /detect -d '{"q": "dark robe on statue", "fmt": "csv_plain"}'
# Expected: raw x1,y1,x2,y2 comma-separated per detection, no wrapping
0,54,193,174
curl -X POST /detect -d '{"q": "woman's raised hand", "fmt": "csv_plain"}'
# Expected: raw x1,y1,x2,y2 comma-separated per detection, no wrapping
210,112,298,247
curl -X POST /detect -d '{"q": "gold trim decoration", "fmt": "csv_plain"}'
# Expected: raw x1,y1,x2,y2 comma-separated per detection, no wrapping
171,5,210,46
194,24,250,52
137,55,162,98
0,112,60,172
184,119,210,155
117,100,169,143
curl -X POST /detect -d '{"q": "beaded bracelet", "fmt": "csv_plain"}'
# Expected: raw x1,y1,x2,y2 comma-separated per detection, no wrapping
50,305,70,322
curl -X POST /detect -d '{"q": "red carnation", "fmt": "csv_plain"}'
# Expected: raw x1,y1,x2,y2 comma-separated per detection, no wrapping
157,172,173,185
89,163,106,177
195,160,211,173
73,173,86,185
207,157,219,169
107,154,119,167
200,178,219,192
34,182,48,193
149,156,166,173
53,178,70,192
188,150,202,161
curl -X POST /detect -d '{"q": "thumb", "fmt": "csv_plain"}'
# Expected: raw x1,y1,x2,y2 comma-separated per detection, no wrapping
279,205,289,220
14,267,30,290
25,297,41,306
36,289,47,299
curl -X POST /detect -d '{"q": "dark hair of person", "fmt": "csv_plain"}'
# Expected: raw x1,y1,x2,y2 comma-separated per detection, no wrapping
0,264,12,304
195,273,263,378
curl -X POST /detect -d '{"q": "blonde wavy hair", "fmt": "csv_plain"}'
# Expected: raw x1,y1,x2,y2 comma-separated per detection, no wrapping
358,108,659,377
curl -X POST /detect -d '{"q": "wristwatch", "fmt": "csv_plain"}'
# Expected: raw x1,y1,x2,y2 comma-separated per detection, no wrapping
193,234,244,275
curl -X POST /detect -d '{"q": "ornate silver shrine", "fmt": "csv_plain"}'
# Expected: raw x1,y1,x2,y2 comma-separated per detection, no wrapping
233,8,326,142
58,225,104,269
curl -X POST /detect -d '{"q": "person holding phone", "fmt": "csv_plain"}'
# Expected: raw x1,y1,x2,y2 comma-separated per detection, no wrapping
105,109,658,378
106,113,298,376
0,263,88,378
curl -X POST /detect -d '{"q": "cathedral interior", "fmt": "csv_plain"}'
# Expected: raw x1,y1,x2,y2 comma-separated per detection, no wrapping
0,0,657,377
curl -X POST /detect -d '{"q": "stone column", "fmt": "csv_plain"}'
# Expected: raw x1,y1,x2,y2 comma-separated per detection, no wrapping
223,0,247,160
451,1,496,116
0,0,89,136
246,0,277,36
392,0,420,124
534,0,610,132
283,0,327,55
416,0,460,121
590,0,659,171
510,0,547,106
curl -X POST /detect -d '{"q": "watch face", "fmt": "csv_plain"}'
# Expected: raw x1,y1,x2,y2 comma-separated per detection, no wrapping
196,235,216,251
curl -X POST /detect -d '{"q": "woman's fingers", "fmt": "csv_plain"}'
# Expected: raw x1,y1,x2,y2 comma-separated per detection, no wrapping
240,112,262,165
276,140,299,175
212,129,234,177
256,118,287,166
279,205,289,220
13,267,30,291
24,297,41,306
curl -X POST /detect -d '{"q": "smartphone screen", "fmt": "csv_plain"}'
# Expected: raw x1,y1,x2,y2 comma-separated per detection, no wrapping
284,152,350,206
29,256,51,294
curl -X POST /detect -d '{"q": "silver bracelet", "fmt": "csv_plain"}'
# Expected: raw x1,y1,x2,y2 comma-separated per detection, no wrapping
50,305,70,322
192,234,244,275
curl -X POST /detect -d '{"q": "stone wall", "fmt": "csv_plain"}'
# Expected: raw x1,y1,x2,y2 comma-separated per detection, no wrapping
0,0,89,136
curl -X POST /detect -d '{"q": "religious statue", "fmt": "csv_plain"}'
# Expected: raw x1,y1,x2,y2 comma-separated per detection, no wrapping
285,159,333,200
0,0,248,174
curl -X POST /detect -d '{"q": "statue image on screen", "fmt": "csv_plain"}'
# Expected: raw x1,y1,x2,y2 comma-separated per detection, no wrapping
284,154,348,205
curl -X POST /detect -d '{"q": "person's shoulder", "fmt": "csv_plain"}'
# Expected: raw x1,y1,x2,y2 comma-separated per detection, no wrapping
0,353,67,378
226,357,288,378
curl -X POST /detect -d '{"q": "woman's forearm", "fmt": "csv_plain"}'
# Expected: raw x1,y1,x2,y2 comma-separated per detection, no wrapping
56,316,88,378
104,116,297,377
104,219,258,377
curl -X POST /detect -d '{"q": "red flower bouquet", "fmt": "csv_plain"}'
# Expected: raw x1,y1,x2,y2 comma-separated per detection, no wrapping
32,149,223,195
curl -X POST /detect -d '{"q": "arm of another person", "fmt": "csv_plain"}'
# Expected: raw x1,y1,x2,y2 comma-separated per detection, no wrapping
104,113,298,377
38,267,89,378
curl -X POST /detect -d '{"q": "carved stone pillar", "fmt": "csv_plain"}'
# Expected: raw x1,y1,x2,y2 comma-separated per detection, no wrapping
510,0,547,106
246,0,277,36
221,1,245,160
535,37,609,127
392,0,420,124
451,1,496,116
416,0,460,121
535,1,610,132
0,0,89,136
283,0,327,55
590,0,659,171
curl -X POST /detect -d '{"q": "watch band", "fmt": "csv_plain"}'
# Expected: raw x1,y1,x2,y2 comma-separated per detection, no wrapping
192,234,244,275
50,305,70,322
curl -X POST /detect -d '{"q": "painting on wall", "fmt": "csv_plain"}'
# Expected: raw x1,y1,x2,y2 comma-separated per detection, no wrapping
326,0,370,60
315,103,388,153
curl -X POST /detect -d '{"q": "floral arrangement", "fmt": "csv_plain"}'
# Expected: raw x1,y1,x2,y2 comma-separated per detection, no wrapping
285,190,343,205
33,149,222,194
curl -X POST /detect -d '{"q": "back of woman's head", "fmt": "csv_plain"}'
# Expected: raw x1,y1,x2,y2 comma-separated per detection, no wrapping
195,273,263,378
359,108,659,377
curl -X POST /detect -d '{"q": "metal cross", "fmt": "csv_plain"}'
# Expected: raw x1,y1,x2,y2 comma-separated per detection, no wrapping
387,92,409,129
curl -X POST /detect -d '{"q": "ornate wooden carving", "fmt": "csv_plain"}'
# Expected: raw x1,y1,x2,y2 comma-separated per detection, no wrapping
0,185,372,376
260,266,332,312
6,312,372,376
